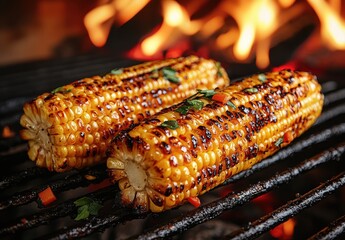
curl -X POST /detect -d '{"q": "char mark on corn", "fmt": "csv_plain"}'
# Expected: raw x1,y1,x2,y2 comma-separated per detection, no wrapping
107,70,324,212
20,56,228,171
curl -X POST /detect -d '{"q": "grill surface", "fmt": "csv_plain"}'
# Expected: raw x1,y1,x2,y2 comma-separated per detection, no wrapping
0,55,344,240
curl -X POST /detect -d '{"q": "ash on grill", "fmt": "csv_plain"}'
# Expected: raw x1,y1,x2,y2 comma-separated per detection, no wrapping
0,56,345,240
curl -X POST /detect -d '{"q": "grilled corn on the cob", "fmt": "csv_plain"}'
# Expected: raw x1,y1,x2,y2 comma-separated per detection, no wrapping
20,56,228,172
107,70,324,212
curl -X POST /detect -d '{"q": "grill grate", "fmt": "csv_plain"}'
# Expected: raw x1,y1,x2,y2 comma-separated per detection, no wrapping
0,56,344,239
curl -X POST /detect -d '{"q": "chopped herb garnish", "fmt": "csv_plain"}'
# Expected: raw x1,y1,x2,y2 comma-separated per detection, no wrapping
176,99,205,115
197,89,216,98
160,120,179,129
150,69,159,79
176,105,190,115
227,101,237,109
258,73,267,82
186,99,204,110
51,87,72,94
74,197,103,221
216,62,223,77
162,67,180,83
244,88,258,93
110,68,123,75
275,137,284,147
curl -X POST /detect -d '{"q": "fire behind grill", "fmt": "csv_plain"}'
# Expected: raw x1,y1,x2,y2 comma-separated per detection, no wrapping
0,55,344,240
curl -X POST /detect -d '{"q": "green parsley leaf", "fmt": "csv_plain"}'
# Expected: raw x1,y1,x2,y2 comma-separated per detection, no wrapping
88,201,103,215
74,197,103,221
150,69,159,79
51,87,72,94
244,88,258,93
258,74,267,82
186,99,204,110
110,68,123,75
216,62,223,77
197,89,216,98
160,120,179,129
176,105,190,115
176,99,205,115
227,101,237,109
75,205,89,221
162,67,180,83
275,137,283,147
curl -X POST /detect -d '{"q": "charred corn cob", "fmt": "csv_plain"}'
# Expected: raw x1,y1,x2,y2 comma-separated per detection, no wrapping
20,56,228,172
107,70,324,212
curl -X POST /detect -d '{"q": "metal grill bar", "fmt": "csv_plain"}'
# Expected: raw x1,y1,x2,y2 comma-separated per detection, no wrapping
0,61,344,239
0,185,116,236
226,123,345,184
308,215,345,240
226,172,345,240
0,167,50,191
130,143,345,240
1,123,344,238
0,165,107,210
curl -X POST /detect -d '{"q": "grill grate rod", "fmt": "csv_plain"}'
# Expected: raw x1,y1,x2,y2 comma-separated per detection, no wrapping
0,117,342,211
43,209,147,240
43,142,345,240
226,172,345,240
314,103,345,127
323,88,345,107
308,215,345,240
1,123,345,237
130,142,345,240
0,185,117,237
0,167,50,191
0,165,107,210
225,122,345,184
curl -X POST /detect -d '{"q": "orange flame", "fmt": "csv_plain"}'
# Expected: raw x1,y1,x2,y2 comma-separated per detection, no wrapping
308,0,345,49
141,0,200,57
84,0,150,47
84,0,345,68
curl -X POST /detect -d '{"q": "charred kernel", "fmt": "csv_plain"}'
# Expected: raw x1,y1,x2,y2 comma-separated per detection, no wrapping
225,157,231,169
165,186,173,196
197,175,202,184
206,167,213,177
191,149,198,158
159,142,171,154
265,95,275,105
218,164,223,174
231,154,239,166
205,128,212,139
223,133,232,142
226,110,235,119
200,135,207,144
191,135,198,148
239,106,250,114
169,156,178,167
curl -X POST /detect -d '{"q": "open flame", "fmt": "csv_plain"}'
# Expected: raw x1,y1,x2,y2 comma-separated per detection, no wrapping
84,0,345,68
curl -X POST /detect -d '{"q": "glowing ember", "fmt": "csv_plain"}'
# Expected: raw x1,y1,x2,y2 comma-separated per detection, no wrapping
270,218,296,239
2,126,15,138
